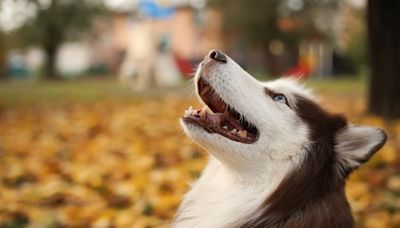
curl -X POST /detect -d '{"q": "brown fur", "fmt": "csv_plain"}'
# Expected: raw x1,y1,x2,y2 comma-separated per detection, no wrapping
239,95,356,228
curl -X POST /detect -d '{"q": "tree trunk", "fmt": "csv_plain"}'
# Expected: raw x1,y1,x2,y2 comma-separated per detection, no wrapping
0,33,6,79
367,0,400,118
44,45,58,80
0,54,5,79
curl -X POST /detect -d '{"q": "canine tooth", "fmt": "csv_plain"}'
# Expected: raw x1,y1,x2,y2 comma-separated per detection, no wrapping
201,86,211,96
238,130,248,138
222,126,228,130
199,106,208,118
230,129,237,134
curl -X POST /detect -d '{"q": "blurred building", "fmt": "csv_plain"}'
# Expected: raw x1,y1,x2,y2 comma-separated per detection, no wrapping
110,0,223,75
111,0,223,88
11,0,223,79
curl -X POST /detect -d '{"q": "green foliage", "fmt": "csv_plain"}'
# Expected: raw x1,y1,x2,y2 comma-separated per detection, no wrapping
209,0,281,45
345,11,367,72
208,0,337,49
16,0,107,47
0,31,6,77
347,30,367,72
12,0,107,78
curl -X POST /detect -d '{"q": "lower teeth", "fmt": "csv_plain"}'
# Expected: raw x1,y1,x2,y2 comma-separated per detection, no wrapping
238,130,248,138
185,107,251,139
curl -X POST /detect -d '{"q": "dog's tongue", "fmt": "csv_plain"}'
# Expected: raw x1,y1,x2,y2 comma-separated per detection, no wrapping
199,107,244,131
207,112,224,126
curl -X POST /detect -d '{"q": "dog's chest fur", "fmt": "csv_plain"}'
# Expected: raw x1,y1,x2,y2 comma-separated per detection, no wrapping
173,158,292,228
176,52,386,227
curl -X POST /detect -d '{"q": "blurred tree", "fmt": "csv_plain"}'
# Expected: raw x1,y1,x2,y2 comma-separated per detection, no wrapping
209,0,290,75
341,8,367,73
15,0,105,79
367,0,400,118
0,31,6,78
209,0,337,76
209,0,281,46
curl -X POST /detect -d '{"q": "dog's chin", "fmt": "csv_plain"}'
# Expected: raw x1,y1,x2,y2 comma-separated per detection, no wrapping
180,119,213,144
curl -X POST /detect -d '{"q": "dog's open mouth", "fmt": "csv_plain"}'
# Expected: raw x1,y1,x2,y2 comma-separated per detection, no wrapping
183,78,259,144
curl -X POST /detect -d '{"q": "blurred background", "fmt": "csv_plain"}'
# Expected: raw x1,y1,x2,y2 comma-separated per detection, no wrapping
1,0,400,227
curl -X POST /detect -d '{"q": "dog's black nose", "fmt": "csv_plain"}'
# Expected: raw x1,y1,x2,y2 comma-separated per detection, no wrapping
209,49,227,63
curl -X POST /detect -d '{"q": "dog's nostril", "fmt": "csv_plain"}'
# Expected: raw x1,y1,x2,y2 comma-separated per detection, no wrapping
209,49,227,63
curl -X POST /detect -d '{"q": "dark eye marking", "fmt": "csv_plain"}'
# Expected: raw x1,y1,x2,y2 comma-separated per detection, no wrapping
265,88,290,107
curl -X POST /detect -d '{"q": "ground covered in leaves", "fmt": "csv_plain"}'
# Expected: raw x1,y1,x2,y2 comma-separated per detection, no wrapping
0,79,399,228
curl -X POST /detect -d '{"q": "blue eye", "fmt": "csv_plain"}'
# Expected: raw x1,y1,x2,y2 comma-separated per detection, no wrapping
273,94,287,104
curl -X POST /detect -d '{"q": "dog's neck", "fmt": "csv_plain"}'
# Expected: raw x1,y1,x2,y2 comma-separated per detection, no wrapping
239,150,354,228
172,155,294,228
173,148,354,228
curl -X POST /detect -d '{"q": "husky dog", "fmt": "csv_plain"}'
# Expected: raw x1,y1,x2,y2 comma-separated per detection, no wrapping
174,50,387,228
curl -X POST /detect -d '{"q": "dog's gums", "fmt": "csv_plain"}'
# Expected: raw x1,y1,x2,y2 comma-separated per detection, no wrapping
182,77,259,144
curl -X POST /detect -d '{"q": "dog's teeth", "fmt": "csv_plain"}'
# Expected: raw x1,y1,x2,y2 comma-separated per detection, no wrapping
230,129,237,134
199,106,208,118
222,126,228,130
238,130,248,138
201,86,211,96
184,110,190,116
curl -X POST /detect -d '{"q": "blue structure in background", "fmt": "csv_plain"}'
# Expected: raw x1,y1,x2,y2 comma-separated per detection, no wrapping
8,54,28,79
138,0,175,19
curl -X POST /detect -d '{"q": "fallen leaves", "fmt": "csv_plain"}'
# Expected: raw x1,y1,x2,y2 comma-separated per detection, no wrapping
0,91,399,227
0,97,204,227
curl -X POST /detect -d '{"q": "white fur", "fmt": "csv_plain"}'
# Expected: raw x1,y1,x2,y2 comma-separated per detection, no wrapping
173,54,312,228
335,125,386,170
173,52,385,228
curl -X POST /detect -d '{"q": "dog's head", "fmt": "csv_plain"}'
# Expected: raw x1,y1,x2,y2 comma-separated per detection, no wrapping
181,50,386,178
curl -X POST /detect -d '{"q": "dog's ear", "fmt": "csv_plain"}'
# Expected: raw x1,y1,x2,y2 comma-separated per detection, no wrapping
335,125,387,171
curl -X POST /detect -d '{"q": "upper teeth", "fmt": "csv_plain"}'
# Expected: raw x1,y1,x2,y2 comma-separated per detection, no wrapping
201,86,211,96
183,106,251,139
199,106,208,117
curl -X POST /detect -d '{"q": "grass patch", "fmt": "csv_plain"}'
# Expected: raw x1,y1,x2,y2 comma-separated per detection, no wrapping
306,77,366,95
0,76,366,105
0,77,192,105
0,78,131,102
